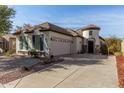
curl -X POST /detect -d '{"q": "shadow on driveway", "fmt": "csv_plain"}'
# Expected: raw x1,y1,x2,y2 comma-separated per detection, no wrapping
36,54,108,73
0,54,108,84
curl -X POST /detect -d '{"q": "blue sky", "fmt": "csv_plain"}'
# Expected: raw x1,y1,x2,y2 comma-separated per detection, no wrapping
10,5,124,38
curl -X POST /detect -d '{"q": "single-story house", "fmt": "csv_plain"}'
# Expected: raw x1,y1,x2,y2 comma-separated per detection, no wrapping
13,22,106,56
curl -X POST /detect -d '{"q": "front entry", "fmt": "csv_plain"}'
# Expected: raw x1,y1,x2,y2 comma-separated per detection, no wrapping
88,41,94,53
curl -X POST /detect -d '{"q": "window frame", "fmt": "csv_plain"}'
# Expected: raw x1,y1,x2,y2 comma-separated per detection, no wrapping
32,34,44,51
89,31,93,36
19,35,29,51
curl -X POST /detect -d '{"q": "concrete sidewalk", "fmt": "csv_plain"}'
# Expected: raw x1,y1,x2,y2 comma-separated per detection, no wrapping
0,55,118,88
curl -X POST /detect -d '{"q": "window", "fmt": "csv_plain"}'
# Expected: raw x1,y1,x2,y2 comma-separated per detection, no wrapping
32,35,44,51
19,36,28,50
89,31,93,36
32,35,39,50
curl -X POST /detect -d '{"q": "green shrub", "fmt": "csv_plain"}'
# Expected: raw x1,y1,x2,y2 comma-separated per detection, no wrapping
114,52,123,56
30,49,38,58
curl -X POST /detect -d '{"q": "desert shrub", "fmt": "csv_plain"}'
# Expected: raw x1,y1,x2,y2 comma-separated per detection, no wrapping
100,42,108,55
5,49,15,57
114,52,123,56
30,49,38,58
105,36,122,55
5,52,11,57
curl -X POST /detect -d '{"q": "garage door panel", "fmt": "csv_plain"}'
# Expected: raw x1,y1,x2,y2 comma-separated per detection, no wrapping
51,41,71,56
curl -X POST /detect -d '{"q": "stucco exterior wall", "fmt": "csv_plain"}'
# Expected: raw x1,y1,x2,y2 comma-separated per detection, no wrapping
70,37,77,54
16,34,30,55
81,29,101,53
76,37,82,53
16,30,83,56
82,29,100,46
16,31,75,56
16,31,49,55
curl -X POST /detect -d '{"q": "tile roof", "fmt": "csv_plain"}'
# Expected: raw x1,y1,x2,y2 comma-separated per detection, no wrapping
13,22,73,36
66,29,83,38
38,22,73,36
78,24,100,31
13,22,100,38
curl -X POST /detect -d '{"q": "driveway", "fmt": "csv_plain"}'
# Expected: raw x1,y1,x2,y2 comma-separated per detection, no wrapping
1,54,118,88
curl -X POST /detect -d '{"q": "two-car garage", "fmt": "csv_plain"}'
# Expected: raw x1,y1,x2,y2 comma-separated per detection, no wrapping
49,31,73,56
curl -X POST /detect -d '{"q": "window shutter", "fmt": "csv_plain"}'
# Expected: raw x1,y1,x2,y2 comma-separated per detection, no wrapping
24,36,28,50
19,36,23,50
32,35,35,49
40,36,44,51
35,35,40,50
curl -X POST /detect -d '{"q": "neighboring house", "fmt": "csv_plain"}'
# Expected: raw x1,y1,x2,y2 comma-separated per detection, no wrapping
13,22,105,56
0,37,4,53
0,34,16,53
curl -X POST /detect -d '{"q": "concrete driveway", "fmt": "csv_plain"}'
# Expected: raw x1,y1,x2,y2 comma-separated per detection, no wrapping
1,54,118,88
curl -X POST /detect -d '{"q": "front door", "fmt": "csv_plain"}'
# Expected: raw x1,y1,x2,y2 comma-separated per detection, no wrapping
88,41,94,53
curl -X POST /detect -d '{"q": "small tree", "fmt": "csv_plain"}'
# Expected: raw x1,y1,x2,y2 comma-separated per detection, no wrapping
0,5,16,35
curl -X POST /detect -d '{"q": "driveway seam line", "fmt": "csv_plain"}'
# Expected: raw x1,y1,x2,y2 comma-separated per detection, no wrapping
52,67,80,88
14,71,23,88
13,62,63,88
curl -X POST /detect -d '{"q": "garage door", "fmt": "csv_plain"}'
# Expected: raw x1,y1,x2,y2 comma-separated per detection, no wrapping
50,40,71,56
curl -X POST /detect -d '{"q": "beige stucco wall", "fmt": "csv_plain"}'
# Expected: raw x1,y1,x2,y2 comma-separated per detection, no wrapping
70,37,77,54
82,29,100,46
76,37,82,53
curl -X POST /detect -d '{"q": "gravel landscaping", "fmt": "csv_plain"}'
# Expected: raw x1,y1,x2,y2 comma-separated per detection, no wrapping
116,56,124,88
0,55,63,84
